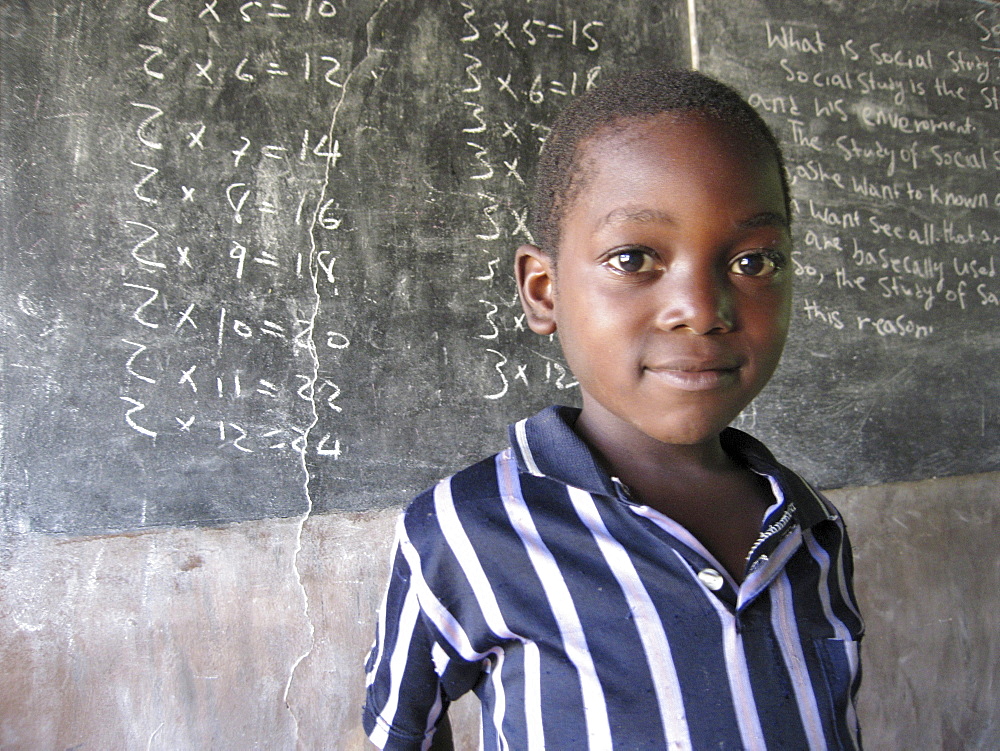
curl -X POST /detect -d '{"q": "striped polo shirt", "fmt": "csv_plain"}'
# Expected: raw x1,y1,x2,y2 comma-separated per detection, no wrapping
363,406,864,750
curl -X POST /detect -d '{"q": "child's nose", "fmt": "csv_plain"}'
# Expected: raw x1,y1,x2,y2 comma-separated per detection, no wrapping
654,268,735,335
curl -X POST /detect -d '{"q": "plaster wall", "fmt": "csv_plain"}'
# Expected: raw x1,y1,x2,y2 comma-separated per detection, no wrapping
2,471,997,749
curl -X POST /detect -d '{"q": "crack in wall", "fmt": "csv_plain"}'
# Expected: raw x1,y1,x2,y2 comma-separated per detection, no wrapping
283,0,393,744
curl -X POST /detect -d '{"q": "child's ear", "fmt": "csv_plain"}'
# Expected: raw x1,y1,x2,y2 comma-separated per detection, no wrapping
514,244,557,335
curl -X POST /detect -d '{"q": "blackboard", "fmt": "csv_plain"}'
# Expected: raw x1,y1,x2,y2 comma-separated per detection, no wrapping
696,0,1000,487
2,0,998,536
0,0,687,534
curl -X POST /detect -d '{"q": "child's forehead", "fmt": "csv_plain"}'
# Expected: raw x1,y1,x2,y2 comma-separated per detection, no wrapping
543,107,789,255
551,112,788,249
563,113,779,214
577,111,770,170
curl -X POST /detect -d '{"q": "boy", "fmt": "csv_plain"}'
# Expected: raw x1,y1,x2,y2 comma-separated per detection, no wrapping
363,68,863,750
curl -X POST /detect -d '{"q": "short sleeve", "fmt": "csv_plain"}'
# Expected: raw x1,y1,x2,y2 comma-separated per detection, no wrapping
363,513,484,750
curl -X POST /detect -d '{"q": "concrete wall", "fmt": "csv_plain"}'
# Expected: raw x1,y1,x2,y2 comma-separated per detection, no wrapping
2,471,998,749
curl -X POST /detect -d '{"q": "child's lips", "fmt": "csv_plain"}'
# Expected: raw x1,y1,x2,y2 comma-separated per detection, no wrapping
644,357,742,391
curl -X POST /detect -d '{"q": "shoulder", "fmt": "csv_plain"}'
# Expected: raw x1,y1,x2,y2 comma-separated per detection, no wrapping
399,404,606,548
400,449,514,541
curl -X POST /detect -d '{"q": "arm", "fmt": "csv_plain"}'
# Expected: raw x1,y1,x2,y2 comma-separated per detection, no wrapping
363,512,478,750
362,538,448,749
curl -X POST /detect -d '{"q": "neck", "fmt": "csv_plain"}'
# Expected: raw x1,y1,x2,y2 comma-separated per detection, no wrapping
572,400,771,582
573,403,737,491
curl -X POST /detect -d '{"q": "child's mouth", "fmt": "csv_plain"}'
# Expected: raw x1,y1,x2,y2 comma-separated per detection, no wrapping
644,357,742,391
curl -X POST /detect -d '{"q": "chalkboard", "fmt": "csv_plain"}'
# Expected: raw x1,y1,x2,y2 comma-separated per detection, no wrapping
696,0,1000,487
0,0,687,534
3,0,998,536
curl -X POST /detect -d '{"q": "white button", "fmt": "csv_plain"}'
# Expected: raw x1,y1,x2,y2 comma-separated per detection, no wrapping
697,568,724,591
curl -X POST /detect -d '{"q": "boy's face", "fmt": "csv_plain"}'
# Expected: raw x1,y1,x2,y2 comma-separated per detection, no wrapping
517,114,793,449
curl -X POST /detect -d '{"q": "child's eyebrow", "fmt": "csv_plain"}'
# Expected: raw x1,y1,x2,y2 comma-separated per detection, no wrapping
599,208,675,226
738,211,790,230
599,208,789,230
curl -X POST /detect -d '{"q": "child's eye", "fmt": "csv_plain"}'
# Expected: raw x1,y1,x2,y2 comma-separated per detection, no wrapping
730,250,786,278
606,249,656,274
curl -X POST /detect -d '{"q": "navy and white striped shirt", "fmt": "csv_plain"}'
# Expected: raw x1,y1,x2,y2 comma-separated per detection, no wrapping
364,406,863,750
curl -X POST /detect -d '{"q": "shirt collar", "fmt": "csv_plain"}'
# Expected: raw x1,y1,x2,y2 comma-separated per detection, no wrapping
508,405,837,531
508,405,618,498
720,428,839,529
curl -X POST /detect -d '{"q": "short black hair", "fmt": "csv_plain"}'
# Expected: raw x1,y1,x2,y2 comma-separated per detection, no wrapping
531,67,791,255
